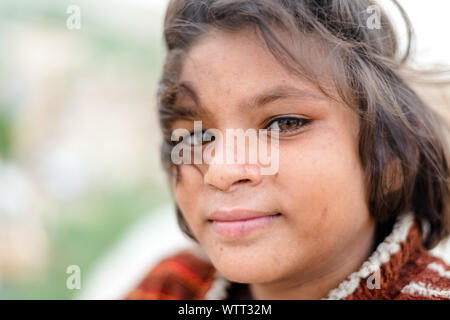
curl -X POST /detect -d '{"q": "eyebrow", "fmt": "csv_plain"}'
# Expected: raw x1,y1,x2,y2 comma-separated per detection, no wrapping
171,81,325,118
166,81,213,119
244,84,326,110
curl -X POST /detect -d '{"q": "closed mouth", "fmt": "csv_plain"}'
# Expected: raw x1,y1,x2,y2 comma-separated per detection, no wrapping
208,211,282,238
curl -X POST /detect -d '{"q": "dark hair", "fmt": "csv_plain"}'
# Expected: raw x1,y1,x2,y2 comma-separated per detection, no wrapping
157,0,450,248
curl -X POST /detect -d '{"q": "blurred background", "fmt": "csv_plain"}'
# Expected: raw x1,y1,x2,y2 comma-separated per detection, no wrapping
0,0,449,299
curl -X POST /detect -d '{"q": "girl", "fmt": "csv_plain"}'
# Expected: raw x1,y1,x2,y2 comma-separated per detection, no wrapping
126,0,450,300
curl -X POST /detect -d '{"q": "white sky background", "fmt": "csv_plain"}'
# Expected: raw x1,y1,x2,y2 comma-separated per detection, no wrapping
382,0,450,67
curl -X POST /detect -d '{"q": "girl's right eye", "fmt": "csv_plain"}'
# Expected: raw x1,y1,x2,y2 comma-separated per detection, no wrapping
182,130,215,147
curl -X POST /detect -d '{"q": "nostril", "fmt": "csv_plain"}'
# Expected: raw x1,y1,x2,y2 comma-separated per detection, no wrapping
235,179,250,184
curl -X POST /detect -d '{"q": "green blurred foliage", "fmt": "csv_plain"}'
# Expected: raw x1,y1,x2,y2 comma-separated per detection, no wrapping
2,183,170,299
0,108,14,158
0,0,171,299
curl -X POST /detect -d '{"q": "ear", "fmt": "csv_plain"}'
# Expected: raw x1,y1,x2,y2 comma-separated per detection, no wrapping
382,157,403,195
382,144,419,195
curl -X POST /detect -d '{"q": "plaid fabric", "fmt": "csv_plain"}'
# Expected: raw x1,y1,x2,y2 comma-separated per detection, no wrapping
125,250,217,300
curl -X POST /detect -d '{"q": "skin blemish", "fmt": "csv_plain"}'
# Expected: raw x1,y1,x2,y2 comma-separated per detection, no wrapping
321,207,328,219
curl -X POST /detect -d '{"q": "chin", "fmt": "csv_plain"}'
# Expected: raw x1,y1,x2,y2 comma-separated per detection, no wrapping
210,253,283,284
220,267,275,284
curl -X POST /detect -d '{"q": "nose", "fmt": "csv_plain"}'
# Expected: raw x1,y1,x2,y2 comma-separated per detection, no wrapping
204,162,262,192
201,127,264,192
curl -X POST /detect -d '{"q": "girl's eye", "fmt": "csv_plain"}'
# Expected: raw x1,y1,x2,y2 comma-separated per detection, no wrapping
183,130,215,146
266,117,310,132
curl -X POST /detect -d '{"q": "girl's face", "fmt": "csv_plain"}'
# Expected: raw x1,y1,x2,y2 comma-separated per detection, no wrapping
171,29,375,291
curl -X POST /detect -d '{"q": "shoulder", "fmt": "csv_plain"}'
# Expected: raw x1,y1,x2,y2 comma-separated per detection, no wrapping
124,247,217,300
340,214,450,300
394,249,450,300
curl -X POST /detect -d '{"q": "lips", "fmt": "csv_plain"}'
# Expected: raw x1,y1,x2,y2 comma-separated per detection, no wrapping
208,209,281,238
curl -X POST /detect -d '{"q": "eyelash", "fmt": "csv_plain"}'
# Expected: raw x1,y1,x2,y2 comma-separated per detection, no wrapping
264,116,311,133
178,116,311,146
182,130,215,147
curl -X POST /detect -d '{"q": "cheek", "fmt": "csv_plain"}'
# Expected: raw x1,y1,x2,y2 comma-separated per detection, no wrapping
174,165,205,231
275,127,367,238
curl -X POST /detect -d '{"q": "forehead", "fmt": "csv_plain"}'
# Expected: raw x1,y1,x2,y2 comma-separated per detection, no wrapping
178,28,325,104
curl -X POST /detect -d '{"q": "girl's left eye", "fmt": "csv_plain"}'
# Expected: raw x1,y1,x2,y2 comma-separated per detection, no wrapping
266,117,310,132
